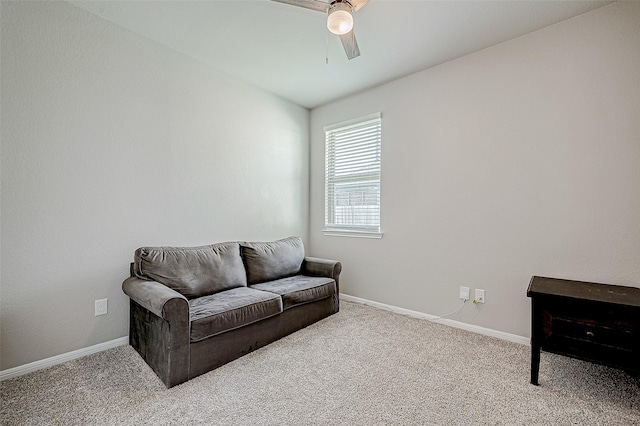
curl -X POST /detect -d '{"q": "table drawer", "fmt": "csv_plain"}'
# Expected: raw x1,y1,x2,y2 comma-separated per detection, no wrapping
551,317,636,350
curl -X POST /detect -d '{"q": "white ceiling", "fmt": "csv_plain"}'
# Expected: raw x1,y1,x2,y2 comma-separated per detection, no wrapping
69,0,612,109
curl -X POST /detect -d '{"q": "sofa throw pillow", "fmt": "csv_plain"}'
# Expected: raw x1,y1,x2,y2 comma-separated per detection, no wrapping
134,242,247,299
241,237,305,285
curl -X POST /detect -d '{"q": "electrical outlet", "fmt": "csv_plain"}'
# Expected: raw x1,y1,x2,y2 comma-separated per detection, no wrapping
95,298,108,316
475,289,485,304
459,286,470,301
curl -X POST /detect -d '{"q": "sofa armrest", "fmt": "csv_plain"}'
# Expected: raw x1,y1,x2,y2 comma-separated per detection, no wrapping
302,257,342,289
123,276,190,387
122,277,189,322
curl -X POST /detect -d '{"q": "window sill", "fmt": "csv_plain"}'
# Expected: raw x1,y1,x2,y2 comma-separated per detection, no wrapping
322,229,383,239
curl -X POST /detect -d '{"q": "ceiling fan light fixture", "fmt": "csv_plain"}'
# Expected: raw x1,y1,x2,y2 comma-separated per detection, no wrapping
327,2,353,35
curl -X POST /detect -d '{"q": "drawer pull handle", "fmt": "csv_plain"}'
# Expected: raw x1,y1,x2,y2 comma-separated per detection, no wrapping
586,331,595,338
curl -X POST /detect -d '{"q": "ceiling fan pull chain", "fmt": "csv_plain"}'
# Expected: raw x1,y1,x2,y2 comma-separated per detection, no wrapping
326,31,329,65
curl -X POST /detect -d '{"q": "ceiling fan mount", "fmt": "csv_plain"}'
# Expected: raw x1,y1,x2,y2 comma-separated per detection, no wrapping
271,0,370,60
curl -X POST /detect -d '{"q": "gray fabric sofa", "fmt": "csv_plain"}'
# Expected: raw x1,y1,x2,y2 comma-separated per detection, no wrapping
122,236,341,388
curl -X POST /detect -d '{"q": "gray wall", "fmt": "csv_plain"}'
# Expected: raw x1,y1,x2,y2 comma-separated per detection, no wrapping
0,1,309,370
309,2,640,338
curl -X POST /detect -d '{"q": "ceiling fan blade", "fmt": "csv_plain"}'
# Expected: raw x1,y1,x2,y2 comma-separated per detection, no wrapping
271,0,329,13
348,0,370,12
339,30,360,60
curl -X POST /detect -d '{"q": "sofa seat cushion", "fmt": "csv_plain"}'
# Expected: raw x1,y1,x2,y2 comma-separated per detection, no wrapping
241,237,305,285
134,242,247,299
250,275,336,310
189,287,283,342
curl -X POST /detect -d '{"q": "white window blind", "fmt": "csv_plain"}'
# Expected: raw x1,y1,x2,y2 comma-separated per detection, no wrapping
324,113,382,237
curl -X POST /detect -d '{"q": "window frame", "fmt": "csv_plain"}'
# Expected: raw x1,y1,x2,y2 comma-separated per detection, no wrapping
323,112,383,239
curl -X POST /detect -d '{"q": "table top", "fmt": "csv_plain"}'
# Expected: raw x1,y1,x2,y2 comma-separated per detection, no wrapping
527,276,640,307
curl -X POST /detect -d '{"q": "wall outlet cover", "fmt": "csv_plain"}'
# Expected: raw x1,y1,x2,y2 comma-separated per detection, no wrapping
460,286,470,301
95,298,108,316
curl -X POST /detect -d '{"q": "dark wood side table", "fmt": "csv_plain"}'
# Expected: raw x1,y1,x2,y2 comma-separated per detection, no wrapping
527,276,640,385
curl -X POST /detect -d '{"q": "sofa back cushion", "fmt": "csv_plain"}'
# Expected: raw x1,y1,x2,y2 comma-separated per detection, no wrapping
241,237,305,285
134,242,247,299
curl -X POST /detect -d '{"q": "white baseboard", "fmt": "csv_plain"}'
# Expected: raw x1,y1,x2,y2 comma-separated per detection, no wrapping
1,296,528,381
0,336,129,381
340,293,530,346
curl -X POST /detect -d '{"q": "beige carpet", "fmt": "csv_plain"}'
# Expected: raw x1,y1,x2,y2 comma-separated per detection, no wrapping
1,301,639,425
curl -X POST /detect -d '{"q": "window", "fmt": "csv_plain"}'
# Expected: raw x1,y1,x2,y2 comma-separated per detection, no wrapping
324,113,382,238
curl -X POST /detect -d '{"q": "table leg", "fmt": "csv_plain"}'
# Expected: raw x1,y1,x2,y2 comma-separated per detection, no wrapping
531,342,540,385
530,298,542,385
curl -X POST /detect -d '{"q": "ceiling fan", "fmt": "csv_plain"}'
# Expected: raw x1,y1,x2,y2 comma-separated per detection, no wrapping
271,0,370,60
